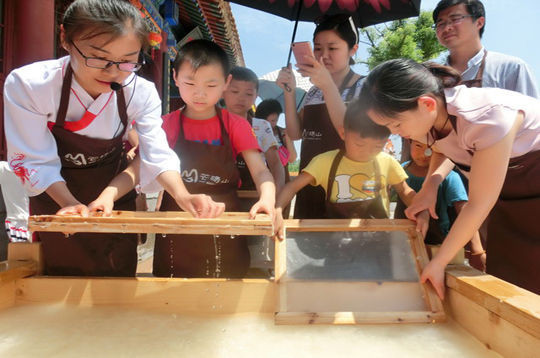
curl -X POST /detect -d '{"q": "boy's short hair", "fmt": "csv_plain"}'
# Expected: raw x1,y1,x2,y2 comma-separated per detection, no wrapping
433,0,486,37
174,39,230,76
255,99,282,119
229,66,259,92
344,100,390,139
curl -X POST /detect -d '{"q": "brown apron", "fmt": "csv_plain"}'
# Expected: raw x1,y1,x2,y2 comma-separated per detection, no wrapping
275,126,291,218
236,113,256,191
486,150,540,293
294,70,361,219
153,107,250,278
324,150,388,219
29,65,137,277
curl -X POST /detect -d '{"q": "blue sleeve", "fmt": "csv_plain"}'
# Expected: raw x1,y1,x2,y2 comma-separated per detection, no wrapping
442,171,468,205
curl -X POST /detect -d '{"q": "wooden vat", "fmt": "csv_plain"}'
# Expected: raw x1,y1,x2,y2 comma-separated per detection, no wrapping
0,218,538,357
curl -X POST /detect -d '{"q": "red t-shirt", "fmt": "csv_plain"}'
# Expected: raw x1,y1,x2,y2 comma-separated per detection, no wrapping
161,108,260,158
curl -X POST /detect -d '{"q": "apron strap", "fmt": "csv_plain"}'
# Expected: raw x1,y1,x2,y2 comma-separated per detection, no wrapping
55,65,74,128
55,64,129,133
344,75,364,102
178,106,232,149
326,150,345,202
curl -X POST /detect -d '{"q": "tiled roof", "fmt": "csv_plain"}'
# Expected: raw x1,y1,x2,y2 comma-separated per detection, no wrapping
176,0,245,66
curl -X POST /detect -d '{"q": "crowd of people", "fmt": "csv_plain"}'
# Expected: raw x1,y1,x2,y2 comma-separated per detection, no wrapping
2,0,538,296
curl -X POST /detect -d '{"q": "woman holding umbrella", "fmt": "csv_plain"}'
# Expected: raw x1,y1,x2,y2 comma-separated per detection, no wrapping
277,14,364,219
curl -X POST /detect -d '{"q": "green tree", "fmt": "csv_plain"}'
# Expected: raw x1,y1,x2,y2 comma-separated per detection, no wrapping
360,11,446,70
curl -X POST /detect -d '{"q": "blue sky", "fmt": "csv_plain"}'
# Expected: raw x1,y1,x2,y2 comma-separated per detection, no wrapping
231,0,540,85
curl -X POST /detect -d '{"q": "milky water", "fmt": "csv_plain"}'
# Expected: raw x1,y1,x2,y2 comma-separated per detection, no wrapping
0,305,500,358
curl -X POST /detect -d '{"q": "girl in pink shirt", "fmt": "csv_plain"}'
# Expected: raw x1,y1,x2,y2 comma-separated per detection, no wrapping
359,58,540,296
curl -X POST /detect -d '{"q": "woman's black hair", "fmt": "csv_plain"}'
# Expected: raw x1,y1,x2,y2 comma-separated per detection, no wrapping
314,14,358,65
174,39,230,77
344,100,390,139
358,58,461,118
63,0,149,50
255,99,283,119
230,66,259,92
433,0,486,37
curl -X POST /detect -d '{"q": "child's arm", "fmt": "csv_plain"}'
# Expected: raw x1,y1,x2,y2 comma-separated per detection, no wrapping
242,148,276,218
283,131,298,163
264,146,285,194
274,172,315,240
157,170,225,218
392,180,429,237
453,200,486,271
86,156,141,216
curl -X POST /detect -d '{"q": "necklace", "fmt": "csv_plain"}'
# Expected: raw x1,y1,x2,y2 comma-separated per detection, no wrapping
425,115,451,156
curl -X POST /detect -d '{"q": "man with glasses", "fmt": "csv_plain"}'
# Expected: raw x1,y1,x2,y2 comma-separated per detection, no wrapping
433,0,538,97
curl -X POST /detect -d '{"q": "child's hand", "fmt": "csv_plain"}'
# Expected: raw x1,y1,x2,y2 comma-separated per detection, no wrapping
296,56,333,92
56,203,89,217
176,194,225,218
249,198,275,221
420,258,446,300
272,208,285,241
87,197,115,216
276,65,296,91
126,146,138,162
414,210,430,238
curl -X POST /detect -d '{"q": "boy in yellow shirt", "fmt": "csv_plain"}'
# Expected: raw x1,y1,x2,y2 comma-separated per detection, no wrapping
274,101,426,238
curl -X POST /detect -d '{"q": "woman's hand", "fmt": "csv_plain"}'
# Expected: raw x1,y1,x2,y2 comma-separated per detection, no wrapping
468,251,487,272
420,258,446,300
176,193,225,218
296,56,334,92
405,185,439,220
56,203,89,217
276,65,296,91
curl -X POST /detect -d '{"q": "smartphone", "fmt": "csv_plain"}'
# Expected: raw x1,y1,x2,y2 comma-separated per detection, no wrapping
291,41,314,66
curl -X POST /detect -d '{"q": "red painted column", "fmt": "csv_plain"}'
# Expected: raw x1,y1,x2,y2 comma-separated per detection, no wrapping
12,0,56,69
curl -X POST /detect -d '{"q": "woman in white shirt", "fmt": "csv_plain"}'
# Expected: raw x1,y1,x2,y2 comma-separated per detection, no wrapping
3,0,223,276
358,58,540,296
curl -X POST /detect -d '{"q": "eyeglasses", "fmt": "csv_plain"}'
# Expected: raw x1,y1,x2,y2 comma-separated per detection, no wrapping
71,42,144,72
432,14,475,31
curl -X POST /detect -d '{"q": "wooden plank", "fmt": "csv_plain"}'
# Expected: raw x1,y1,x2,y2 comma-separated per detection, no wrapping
7,242,43,275
274,235,286,283
29,211,273,236
275,311,445,325
447,286,540,358
15,277,277,314
284,218,415,232
446,265,540,340
0,261,37,284
0,281,15,311
237,190,259,199
408,229,446,318
275,220,446,325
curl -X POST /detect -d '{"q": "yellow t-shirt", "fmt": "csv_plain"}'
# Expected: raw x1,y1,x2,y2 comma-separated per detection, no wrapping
303,150,408,215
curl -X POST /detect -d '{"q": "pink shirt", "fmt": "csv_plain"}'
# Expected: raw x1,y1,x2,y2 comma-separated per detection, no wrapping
431,85,540,175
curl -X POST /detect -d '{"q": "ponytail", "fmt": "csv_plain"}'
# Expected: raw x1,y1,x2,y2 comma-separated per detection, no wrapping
422,62,462,88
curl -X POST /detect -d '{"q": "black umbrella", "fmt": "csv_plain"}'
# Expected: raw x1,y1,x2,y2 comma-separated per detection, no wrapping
226,0,421,65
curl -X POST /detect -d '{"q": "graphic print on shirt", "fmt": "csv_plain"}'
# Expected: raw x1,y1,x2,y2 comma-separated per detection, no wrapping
182,168,230,185
9,153,38,187
333,173,382,203
63,147,116,166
